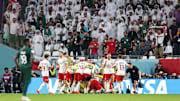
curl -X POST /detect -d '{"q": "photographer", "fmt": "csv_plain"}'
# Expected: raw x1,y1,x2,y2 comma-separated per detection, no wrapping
125,63,141,94
154,63,165,79
151,28,166,58
10,66,22,93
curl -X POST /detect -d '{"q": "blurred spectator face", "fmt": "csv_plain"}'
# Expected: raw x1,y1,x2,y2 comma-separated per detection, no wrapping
157,30,161,35
169,12,172,17
4,68,8,73
92,38,96,42
13,18,16,23
48,40,51,44
12,9,16,13
84,32,87,36
173,20,176,25
141,42,145,47
45,25,48,28
133,46,137,51
124,32,127,37
157,63,162,68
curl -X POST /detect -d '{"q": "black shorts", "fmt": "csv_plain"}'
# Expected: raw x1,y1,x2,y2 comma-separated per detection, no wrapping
85,76,91,81
131,75,139,83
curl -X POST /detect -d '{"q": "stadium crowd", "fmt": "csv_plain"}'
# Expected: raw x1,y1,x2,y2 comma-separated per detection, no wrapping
2,0,180,59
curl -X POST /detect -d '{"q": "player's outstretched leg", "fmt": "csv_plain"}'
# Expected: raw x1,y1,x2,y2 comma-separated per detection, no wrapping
37,82,45,94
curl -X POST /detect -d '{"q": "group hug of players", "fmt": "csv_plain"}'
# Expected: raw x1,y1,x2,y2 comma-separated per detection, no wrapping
36,52,141,94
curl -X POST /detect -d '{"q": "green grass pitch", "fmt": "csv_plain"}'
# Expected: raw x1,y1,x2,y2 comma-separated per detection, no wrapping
0,94,179,101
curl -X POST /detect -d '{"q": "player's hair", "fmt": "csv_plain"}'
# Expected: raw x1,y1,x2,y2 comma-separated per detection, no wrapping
127,62,132,65
23,39,29,45
4,67,8,70
118,55,123,59
101,55,105,58
44,54,49,58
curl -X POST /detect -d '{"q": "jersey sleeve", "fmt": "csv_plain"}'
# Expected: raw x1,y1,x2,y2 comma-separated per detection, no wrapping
47,61,51,68
38,61,42,67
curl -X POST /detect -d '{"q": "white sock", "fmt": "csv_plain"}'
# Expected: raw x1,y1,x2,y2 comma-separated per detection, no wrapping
58,82,62,92
86,87,90,93
60,84,65,92
117,82,121,93
84,87,87,93
38,82,45,91
71,82,76,91
106,82,110,91
76,82,81,92
120,81,123,92
46,83,51,92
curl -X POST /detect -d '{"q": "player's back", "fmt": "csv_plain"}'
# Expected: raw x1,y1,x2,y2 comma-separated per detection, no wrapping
17,46,32,68
115,59,127,75
76,61,88,74
39,59,50,72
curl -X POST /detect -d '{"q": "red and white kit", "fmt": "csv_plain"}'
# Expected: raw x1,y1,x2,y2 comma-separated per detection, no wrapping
114,59,127,82
38,59,51,83
103,59,115,81
74,62,88,81
57,57,68,80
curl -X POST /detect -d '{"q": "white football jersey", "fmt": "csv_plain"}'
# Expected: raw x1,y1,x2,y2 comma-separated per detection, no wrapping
114,59,127,76
39,59,51,77
57,57,68,73
103,59,115,74
83,68,92,75
75,62,88,74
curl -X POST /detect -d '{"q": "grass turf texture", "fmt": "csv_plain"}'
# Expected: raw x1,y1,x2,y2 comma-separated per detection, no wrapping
0,94,179,101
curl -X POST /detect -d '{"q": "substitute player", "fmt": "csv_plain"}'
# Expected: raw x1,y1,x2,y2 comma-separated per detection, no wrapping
102,54,115,93
125,63,141,94
14,39,33,101
37,54,54,94
71,59,89,93
113,55,127,94
56,51,68,94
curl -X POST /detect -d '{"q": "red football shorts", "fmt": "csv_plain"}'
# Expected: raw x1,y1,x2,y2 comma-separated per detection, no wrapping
43,76,49,83
58,73,66,80
66,72,72,80
115,75,124,82
90,80,102,91
74,73,82,81
103,74,112,81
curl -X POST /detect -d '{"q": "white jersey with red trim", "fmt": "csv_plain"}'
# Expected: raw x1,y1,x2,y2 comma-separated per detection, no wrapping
57,57,68,73
114,59,127,76
75,62,88,74
39,59,51,77
103,59,115,74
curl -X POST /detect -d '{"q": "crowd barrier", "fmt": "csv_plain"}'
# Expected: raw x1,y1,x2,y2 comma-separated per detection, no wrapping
27,78,180,94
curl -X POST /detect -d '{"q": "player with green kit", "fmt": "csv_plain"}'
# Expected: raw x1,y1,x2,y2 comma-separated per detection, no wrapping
14,39,33,101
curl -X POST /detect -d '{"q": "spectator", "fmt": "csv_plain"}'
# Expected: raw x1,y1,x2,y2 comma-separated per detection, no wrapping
139,41,148,56
43,24,52,45
10,66,21,93
131,46,140,58
66,38,73,56
71,31,81,58
45,39,54,55
59,43,68,54
128,27,138,41
151,29,166,58
154,63,165,78
106,37,116,56
9,17,19,49
81,32,92,58
170,73,178,79
116,42,122,55
3,67,12,93
169,20,179,55
2,20,9,45
173,27,180,55
53,40,61,51
32,30,44,57
174,0,180,26
18,19,26,48
122,48,130,55
121,32,130,51
25,22,36,34
89,38,99,59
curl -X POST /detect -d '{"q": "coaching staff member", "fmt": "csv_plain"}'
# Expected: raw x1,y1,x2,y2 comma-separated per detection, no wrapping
125,63,141,94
